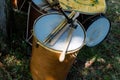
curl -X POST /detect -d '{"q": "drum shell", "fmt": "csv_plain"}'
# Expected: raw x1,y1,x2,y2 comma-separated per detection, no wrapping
77,14,101,30
30,38,78,80
26,2,46,44
28,2,46,31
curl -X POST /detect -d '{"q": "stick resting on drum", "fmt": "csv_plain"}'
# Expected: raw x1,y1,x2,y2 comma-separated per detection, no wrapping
49,12,79,45
43,11,75,44
59,13,79,62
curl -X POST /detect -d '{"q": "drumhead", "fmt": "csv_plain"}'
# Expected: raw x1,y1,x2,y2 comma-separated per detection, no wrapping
86,16,110,47
32,0,46,6
33,13,85,53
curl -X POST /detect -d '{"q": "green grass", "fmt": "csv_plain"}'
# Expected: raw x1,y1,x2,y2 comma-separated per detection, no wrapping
0,0,120,80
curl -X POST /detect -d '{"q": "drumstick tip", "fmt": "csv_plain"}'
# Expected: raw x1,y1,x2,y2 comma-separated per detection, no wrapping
59,52,66,62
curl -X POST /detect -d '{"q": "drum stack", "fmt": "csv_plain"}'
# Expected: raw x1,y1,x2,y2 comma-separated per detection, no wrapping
11,0,111,80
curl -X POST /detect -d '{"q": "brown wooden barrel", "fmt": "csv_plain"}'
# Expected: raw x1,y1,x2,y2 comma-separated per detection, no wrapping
30,38,78,80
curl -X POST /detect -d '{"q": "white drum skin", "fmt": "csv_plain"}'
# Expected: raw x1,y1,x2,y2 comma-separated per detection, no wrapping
33,13,85,53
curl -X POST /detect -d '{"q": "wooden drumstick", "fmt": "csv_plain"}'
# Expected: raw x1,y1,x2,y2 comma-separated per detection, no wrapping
59,12,79,62
49,12,80,45
43,11,75,44
49,24,70,45
59,27,74,62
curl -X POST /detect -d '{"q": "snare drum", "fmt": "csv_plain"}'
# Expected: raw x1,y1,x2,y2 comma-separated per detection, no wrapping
30,13,85,80
77,14,110,47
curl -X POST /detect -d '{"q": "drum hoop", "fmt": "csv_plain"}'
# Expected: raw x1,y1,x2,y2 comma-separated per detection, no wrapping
86,14,111,47
87,14,111,28
81,14,99,25
33,13,86,53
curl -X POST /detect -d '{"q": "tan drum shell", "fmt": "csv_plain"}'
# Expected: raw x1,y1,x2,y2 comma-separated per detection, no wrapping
30,37,79,80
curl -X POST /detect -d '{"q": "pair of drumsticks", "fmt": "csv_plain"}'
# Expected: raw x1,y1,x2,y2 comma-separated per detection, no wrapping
44,11,79,62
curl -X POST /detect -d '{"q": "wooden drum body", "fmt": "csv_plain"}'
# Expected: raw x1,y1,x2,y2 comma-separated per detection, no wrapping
31,38,78,80
30,13,85,80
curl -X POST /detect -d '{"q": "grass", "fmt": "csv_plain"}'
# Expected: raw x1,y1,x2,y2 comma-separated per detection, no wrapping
66,0,120,80
0,0,120,80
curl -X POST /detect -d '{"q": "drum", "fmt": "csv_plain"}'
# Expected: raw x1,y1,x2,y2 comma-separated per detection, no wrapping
25,1,46,45
26,0,58,45
77,14,111,47
30,13,85,80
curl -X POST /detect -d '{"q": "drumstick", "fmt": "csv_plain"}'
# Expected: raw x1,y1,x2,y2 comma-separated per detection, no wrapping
49,12,80,45
59,12,79,62
59,27,74,62
43,11,75,44
49,24,70,45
